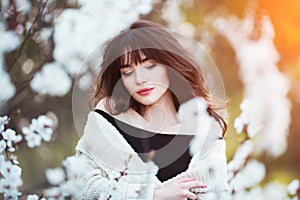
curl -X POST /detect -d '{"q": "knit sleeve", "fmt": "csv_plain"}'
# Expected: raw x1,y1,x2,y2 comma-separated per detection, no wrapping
188,139,228,199
188,140,228,195
72,151,156,200
161,140,229,199
72,152,115,200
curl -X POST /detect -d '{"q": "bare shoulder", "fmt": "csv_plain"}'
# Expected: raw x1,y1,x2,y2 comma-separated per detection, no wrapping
94,97,127,119
94,98,149,129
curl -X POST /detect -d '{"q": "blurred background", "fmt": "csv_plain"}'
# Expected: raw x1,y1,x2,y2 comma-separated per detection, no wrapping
1,0,299,195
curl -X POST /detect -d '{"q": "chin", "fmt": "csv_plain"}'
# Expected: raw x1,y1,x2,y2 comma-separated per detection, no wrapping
134,96,161,106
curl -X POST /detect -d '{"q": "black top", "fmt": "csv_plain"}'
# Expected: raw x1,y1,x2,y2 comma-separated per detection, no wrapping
94,109,193,181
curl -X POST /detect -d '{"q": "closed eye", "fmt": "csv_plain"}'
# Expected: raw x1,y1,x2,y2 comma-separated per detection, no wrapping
122,70,134,77
145,64,157,69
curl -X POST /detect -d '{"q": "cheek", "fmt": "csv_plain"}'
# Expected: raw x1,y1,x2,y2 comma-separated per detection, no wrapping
155,68,169,88
122,78,135,94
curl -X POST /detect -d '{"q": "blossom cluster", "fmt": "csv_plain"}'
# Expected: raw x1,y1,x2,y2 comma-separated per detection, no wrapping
0,116,22,199
0,0,32,103
43,156,89,200
213,7,299,199
22,115,54,148
0,114,55,199
227,140,299,199
214,8,291,158
0,155,23,199
0,116,22,153
29,0,154,97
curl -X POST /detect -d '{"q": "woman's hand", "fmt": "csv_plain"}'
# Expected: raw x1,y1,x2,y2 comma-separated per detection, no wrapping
153,177,207,200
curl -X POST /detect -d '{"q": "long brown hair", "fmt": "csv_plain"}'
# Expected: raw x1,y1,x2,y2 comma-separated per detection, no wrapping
94,20,227,136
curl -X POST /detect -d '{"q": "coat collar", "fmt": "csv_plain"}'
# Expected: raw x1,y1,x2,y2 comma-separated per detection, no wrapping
76,97,222,177
78,111,159,175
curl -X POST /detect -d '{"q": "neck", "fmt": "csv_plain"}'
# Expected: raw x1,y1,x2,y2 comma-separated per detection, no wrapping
143,90,180,132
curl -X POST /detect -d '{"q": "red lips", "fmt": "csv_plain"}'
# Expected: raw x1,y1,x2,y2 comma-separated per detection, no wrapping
137,87,154,95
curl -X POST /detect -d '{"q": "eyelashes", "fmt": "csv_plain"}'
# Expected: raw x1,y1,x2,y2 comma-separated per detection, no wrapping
121,64,157,77
145,64,157,69
123,70,133,77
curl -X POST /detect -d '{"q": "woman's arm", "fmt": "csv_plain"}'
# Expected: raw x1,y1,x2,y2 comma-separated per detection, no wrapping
72,151,158,200
153,177,207,200
72,152,114,200
163,97,229,197
160,140,228,198
73,151,209,200
189,139,228,193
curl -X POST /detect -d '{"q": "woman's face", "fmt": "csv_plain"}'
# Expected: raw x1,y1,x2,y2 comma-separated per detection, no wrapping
120,58,170,106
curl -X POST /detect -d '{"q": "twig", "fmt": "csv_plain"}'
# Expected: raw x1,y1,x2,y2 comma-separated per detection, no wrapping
7,0,49,72
9,88,38,115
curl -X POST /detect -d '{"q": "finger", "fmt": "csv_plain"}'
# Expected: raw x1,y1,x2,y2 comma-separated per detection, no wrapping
177,177,195,183
182,180,207,189
184,190,197,200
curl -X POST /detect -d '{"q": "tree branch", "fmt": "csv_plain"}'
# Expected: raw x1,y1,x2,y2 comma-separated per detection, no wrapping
7,0,49,72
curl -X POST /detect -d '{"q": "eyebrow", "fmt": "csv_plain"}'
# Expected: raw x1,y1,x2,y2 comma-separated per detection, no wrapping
121,57,150,69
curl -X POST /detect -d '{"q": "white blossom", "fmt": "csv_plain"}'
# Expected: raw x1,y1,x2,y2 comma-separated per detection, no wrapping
0,140,6,154
0,161,22,178
287,179,299,195
15,0,31,14
53,0,153,78
0,116,9,133
7,146,15,152
22,115,54,148
25,133,42,148
45,168,65,185
227,140,254,173
2,188,21,200
10,155,19,165
37,28,53,42
229,160,265,192
233,187,264,200
263,182,288,199
177,97,211,145
0,155,5,166
44,187,63,200
0,22,21,54
14,134,22,143
30,62,72,96
30,115,54,142
27,194,39,200
62,155,88,179
162,0,182,30
233,114,245,134
78,72,93,90
1,128,18,147
59,180,80,197
0,70,16,102
0,159,23,199
0,22,19,101
43,13,53,23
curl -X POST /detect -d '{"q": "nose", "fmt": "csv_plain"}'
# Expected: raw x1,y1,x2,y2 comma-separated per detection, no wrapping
135,67,147,85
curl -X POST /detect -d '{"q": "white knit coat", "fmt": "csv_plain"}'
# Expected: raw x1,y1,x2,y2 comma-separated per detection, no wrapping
73,98,229,200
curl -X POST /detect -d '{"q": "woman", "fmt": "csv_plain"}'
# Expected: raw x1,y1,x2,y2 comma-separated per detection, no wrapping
74,20,229,200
